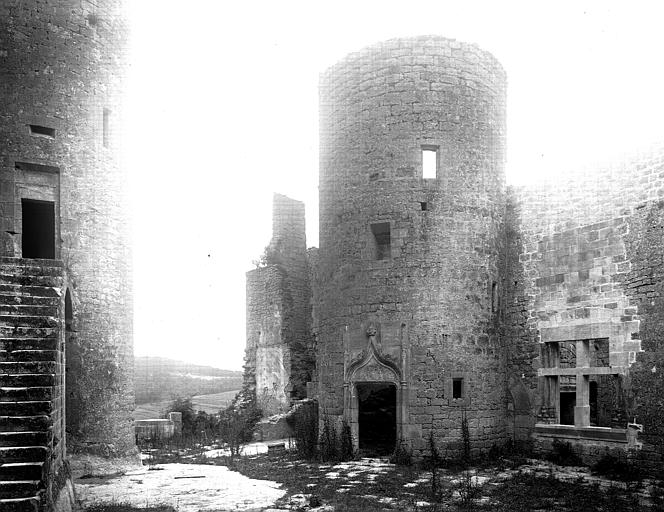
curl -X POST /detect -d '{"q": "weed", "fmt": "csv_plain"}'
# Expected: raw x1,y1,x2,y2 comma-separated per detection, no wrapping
340,419,354,461
319,414,339,462
390,437,413,466
461,410,471,464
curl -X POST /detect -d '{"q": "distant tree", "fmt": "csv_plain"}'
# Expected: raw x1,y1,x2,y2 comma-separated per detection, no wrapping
165,397,196,436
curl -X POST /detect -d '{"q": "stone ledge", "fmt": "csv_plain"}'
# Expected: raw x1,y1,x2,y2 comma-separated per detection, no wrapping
534,423,627,443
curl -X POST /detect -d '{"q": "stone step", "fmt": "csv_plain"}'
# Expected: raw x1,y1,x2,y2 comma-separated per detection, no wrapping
0,362,56,375
0,480,41,500
0,462,44,481
0,432,49,448
0,350,59,363
0,447,48,464
0,338,58,351
0,262,62,276
0,387,53,403
0,296,60,307
0,274,61,288
0,374,55,388
0,285,60,299
0,496,41,512
0,257,62,268
0,316,58,329
0,416,50,433
0,416,50,434
0,402,52,417
0,327,57,339
0,305,58,317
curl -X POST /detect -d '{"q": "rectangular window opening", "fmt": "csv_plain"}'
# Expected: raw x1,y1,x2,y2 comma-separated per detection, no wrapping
422,146,438,179
29,125,56,138
21,199,55,259
103,108,111,147
420,201,428,211
559,375,576,425
371,222,391,260
452,378,463,399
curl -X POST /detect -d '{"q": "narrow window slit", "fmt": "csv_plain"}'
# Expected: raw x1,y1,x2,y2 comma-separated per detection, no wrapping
29,125,55,138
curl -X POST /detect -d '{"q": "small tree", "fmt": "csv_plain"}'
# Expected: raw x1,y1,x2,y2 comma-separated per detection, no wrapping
219,388,262,458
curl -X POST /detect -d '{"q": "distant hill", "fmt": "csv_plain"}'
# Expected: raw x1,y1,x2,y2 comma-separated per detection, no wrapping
134,356,243,405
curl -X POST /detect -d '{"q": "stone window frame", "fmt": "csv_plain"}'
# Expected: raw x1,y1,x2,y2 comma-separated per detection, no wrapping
537,327,629,429
445,371,470,406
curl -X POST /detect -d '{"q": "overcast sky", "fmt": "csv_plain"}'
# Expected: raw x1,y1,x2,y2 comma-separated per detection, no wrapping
123,0,664,371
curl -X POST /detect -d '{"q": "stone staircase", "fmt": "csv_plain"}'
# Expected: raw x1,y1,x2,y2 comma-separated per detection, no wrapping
0,257,63,512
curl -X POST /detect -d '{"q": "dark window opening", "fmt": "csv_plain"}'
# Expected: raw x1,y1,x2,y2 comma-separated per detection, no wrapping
357,382,396,456
21,199,55,259
420,201,428,211
422,146,438,179
559,375,576,425
103,108,110,147
452,378,463,399
371,222,391,260
29,125,55,138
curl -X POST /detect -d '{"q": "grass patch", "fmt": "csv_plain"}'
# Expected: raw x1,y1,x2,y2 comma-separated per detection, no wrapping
480,471,641,512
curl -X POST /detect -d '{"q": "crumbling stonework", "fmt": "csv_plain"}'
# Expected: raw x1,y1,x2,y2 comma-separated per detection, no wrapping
245,194,314,415
0,1,133,510
248,36,664,468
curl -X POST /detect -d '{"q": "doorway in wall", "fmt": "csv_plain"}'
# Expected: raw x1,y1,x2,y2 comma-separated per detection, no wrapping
357,382,396,455
21,199,55,259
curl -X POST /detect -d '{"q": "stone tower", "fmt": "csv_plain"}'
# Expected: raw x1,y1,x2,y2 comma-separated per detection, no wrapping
0,1,133,509
245,194,314,415
315,36,507,456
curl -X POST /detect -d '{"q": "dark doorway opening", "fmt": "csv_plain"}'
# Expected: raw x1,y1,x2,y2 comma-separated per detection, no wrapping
21,199,55,259
357,382,396,455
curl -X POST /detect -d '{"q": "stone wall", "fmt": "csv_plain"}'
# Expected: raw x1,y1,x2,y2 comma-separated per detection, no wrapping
245,194,313,415
316,36,507,457
0,0,134,508
510,146,664,466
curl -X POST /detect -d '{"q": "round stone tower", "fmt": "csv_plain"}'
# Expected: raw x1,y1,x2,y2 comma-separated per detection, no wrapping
0,0,134,468
316,36,506,457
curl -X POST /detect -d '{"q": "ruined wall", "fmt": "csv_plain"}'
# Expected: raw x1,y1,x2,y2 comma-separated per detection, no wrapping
0,1,134,507
510,146,664,465
245,194,313,415
316,36,507,456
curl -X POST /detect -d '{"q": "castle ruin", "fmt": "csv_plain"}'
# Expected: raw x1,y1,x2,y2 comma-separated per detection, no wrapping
247,36,664,468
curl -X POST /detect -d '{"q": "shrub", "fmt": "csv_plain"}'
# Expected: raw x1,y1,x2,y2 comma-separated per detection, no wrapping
390,438,412,466
592,451,643,481
546,438,582,466
219,389,262,458
285,400,318,460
